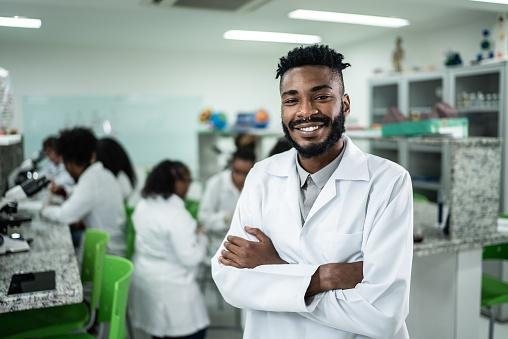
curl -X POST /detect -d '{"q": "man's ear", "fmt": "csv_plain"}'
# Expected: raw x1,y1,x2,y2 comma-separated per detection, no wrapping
342,94,351,118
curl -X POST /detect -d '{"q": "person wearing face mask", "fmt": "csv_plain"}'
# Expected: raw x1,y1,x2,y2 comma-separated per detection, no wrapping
198,148,255,256
198,148,255,232
129,160,209,339
212,45,413,339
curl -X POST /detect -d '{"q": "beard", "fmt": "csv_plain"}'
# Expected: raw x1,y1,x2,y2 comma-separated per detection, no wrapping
282,112,345,158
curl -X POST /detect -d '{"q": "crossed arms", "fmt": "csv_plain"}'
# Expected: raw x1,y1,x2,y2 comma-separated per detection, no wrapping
219,226,363,297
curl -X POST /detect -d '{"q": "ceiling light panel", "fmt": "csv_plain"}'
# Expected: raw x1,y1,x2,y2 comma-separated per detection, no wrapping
223,30,321,44
0,16,41,29
288,10,409,28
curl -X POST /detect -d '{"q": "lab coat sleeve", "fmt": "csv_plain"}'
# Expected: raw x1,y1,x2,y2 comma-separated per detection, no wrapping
170,209,208,267
41,178,94,225
297,171,413,338
198,175,228,231
211,168,320,313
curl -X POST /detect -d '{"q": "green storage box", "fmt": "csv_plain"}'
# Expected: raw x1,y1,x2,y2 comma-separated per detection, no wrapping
382,118,468,137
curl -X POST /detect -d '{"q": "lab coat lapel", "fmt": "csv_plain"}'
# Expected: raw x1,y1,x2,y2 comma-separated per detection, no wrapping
304,137,370,224
284,165,303,229
267,149,303,229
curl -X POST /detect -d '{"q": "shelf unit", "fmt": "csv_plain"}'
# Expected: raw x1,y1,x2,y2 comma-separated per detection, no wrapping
368,62,508,213
368,138,450,204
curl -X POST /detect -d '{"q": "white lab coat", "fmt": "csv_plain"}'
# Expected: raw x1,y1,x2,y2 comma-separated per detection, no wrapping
198,169,240,231
42,162,126,256
129,195,209,337
116,171,133,201
212,137,413,339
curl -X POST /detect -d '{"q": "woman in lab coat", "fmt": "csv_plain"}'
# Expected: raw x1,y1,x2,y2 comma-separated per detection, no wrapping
96,137,137,201
129,160,209,339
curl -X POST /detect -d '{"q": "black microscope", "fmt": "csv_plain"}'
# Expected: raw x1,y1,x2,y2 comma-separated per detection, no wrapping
0,176,49,255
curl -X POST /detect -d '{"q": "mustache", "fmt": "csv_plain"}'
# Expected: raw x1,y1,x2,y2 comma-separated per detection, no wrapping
287,114,331,129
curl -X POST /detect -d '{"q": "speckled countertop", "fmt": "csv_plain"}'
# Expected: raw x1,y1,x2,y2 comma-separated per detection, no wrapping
0,218,82,313
367,136,499,146
414,226,508,257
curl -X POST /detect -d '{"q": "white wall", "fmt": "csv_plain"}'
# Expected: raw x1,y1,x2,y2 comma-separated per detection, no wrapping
1,12,498,137
341,14,498,126
0,42,283,131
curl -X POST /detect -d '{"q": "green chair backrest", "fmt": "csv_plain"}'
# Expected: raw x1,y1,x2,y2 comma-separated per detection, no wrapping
81,228,109,310
413,193,429,203
98,255,134,339
185,199,200,220
483,243,508,261
124,205,135,259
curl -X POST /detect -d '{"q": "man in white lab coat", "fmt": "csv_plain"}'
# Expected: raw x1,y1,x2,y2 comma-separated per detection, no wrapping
212,45,413,339
42,127,126,256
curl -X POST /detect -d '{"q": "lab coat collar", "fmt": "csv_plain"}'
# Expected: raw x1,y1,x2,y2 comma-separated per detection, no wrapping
266,136,370,182
79,161,104,181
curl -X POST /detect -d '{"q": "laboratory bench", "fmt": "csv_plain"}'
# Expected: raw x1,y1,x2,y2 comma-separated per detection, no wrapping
409,218,508,339
0,218,82,313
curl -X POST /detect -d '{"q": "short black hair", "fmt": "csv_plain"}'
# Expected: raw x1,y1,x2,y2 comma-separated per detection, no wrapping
276,44,351,90
57,127,97,167
142,160,189,199
42,136,58,152
232,147,256,164
96,137,137,187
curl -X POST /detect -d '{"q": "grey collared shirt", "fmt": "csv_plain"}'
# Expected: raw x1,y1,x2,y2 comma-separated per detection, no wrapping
296,138,347,223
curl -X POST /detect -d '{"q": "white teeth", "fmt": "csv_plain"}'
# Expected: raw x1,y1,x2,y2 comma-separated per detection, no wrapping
300,126,319,132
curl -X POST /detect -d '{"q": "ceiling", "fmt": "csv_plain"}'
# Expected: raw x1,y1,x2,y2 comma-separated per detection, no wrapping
0,0,505,54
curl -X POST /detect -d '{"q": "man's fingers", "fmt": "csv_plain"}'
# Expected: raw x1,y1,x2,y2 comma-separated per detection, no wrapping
221,249,244,266
244,226,269,243
218,256,242,269
227,235,251,247
224,241,243,255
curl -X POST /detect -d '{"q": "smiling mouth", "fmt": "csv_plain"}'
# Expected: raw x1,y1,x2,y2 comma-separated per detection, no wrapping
293,122,325,133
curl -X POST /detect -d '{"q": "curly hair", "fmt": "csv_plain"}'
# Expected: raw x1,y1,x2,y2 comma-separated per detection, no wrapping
276,44,351,90
57,127,97,167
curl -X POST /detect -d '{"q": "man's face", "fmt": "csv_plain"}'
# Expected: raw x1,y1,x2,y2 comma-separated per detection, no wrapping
63,161,82,182
44,148,62,165
231,158,254,191
280,65,350,158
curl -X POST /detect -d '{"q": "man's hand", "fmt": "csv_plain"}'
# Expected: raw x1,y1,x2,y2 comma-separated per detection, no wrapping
49,182,67,198
218,226,287,269
306,262,364,297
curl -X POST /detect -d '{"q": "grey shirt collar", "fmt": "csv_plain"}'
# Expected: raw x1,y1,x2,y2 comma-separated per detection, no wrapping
296,138,347,190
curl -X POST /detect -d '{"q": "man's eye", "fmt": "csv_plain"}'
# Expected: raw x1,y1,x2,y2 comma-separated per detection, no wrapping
315,95,330,100
284,99,298,105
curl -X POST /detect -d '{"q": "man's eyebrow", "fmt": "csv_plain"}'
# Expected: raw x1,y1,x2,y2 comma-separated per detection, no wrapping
310,84,333,92
281,89,298,96
281,84,333,96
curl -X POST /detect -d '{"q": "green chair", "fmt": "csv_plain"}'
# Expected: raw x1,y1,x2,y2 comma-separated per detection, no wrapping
185,198,200,220
481,242,508,339
0,229,109,339
125,205,135,259
46,255,134,339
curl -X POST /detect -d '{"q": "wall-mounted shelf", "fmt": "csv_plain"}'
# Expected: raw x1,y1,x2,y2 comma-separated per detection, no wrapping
368,61,507,212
